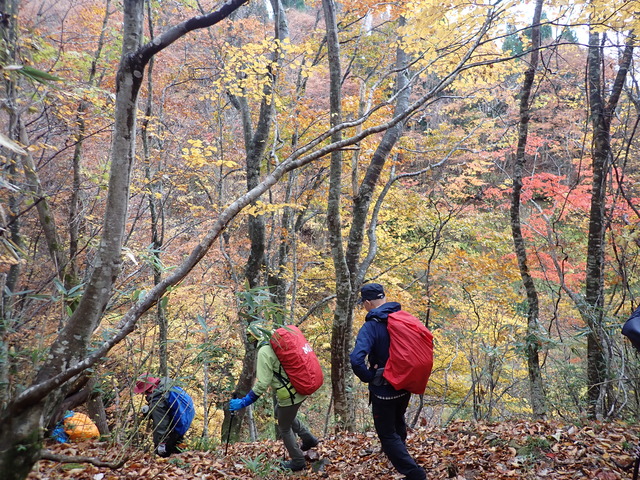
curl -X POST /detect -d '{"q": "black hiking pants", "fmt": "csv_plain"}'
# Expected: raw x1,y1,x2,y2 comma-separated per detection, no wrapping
371,393,426,480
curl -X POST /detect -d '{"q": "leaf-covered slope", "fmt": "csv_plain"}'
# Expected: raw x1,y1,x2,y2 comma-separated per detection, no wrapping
28,420,639,479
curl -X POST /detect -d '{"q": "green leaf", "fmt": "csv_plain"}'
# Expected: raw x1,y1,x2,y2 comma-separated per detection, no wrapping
160,296,169,309
53,277,66,295
66,283,85,298
18,65,63,84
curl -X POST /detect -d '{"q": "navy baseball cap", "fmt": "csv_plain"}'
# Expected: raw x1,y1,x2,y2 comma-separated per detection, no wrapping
358,283,385,303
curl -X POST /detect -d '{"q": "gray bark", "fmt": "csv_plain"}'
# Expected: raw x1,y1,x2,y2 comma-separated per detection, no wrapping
0,0,20,410
321,0,355,431
18,119,67,279
584,31,634,418
141,0,169,379
509,0,547,418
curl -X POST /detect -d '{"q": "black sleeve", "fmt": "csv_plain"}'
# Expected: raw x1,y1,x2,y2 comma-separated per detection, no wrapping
148,390,172,445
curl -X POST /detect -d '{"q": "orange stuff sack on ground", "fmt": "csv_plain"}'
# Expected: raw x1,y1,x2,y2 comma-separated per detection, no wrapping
63,412,100,441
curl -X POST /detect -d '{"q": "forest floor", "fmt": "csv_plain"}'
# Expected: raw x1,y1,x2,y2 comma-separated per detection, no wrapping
28,420,640,479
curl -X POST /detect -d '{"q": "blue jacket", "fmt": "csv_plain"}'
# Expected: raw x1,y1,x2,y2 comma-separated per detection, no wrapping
350,302,408,397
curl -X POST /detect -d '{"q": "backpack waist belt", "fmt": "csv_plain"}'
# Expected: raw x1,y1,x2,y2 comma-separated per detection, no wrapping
373,392,410,400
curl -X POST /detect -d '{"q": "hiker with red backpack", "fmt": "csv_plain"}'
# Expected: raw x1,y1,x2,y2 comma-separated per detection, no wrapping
134,375,195,457
228,321,320,472
350,283,430,480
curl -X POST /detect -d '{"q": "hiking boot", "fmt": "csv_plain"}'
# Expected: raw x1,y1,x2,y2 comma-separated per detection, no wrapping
301,437,319,451
280,460,306,472
403,467,427,480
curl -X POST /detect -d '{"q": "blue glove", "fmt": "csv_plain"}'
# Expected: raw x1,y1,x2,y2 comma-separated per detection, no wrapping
229,390,259,411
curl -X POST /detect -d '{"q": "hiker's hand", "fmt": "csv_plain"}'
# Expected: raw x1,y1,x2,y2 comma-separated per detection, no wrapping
229,390,259,411
372,367,387,386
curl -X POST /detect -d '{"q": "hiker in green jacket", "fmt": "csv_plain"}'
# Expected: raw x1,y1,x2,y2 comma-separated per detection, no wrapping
228,321,319,471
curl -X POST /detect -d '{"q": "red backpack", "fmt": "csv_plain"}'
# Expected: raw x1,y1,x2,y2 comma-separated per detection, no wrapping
383,310,434,395
270,325,324,396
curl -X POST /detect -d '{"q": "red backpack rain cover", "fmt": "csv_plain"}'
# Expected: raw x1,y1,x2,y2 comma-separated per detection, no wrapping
383,311,434,395
270,325,324,396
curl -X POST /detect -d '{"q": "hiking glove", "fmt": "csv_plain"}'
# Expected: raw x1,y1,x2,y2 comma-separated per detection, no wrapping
229,390,259,411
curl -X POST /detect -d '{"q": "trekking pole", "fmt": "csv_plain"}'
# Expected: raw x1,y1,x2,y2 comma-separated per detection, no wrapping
224,392,239,456
224,412,235,456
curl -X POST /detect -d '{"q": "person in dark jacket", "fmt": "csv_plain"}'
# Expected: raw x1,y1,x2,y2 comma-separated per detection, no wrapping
134,375,194,457
350,283,427,480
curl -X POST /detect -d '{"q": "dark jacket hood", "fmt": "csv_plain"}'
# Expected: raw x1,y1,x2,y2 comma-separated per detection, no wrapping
365,302,401,323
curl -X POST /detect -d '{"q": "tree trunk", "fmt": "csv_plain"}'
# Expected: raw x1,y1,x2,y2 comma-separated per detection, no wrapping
87,386,110,435
323,4,413,430
581,30,635,418
584,30,633,418
140,1,169,378
0,0,20,410
321,0,355,431
509,0,547,419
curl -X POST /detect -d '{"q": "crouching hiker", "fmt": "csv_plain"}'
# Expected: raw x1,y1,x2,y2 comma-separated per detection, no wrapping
228,321,320,472
134,375,195,457
350,283,428,480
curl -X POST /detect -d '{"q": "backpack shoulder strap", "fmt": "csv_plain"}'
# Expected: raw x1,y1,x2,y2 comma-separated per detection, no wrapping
370,314,388,324
272,365,296,404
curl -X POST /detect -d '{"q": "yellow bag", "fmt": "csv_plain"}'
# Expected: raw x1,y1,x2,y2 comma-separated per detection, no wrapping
63,412,100,441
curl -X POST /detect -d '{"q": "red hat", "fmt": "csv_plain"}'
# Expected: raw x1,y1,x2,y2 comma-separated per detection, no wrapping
134,375,160,394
